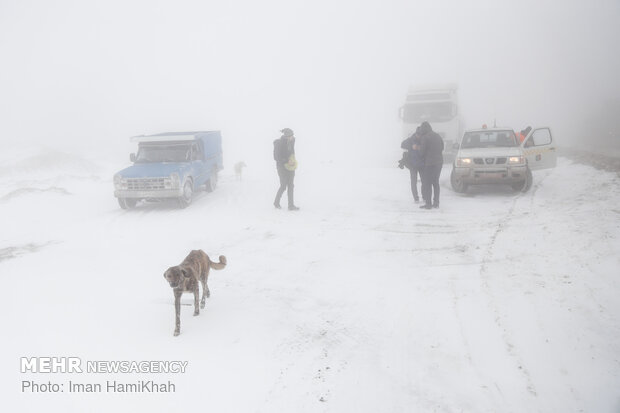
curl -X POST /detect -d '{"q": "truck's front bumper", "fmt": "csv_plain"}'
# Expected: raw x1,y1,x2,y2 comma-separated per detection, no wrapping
453,165,527,184
114,189,182,199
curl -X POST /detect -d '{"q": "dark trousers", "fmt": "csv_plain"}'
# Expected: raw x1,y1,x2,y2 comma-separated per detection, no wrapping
421,164,442,206
275,164,295,207
409,167,420,201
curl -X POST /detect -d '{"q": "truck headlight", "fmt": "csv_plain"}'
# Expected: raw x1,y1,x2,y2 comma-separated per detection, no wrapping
456,157,472,166
113,174,127,190
508,156,525,165
167,172,180,189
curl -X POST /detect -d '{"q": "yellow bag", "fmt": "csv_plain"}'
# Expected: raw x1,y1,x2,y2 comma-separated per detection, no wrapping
285,154,298,171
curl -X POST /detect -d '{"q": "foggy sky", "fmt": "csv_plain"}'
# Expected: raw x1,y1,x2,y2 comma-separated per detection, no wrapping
1,0,619,164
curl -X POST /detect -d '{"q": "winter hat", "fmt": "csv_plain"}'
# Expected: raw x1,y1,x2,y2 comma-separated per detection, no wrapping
420,121,432,133
281,128,294,137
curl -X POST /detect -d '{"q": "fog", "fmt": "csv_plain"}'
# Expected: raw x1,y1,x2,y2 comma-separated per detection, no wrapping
1,0,619,165
2,3,620,410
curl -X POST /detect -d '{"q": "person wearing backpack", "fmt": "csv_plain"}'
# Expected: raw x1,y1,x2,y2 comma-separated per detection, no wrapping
273,128,299,211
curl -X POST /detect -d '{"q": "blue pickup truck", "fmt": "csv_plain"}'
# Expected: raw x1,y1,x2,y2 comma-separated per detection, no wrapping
113,131,223,209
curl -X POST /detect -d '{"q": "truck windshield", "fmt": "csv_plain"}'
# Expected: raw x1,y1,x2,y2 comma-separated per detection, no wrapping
136,143,191,163
460,131,518,149
403,102,454,123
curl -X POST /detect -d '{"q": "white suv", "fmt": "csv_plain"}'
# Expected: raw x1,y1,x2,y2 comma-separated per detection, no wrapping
450,127,557,193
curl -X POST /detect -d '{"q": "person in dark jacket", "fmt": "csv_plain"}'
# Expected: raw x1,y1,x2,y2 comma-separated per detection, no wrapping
273,128,299,211
400,127,424,203
418,121,444,209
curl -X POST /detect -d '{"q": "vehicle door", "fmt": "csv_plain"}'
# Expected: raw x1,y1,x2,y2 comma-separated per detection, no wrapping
521,127,557,170
190,141,209,187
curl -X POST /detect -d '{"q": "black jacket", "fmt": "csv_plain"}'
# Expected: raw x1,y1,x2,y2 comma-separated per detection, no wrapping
273,136,295,166
418,122,444,166
400,134,423,169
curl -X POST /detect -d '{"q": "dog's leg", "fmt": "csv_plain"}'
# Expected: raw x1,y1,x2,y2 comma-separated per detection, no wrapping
193,287,200,316
174,290,182,336
200,278,207,309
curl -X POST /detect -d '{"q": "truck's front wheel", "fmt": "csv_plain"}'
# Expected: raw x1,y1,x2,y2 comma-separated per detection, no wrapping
118,198,137,209
178,180,193,208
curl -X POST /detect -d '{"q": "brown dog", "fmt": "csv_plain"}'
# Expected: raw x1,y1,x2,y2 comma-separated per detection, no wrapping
163,250,227,336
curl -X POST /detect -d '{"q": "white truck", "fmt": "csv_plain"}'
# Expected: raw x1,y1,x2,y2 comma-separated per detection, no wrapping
399,84,461,162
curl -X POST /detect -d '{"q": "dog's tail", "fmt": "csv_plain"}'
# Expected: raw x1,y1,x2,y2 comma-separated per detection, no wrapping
209,255,227,270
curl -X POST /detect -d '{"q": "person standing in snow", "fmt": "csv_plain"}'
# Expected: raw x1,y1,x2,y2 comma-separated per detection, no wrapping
400,126,424,203
418,121,444,209
273,128,299,211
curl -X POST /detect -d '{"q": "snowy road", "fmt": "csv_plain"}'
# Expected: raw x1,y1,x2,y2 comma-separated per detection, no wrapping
1,151,619,412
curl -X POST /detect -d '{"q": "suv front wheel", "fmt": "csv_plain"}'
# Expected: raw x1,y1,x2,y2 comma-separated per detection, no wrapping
511,168,533,192
450,168,468,193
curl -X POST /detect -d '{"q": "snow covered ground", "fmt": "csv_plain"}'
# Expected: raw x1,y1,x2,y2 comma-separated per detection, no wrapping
1,148,619,412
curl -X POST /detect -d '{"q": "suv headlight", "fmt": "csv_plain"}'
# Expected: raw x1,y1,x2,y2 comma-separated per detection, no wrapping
456,157,472,167
508,156,525,165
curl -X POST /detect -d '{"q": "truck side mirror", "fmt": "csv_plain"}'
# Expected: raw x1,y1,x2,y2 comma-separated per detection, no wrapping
452,142,460,150
130,153,136,162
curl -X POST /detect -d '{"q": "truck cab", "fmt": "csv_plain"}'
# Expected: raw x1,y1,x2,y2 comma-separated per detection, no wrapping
399,84,461,162
113,131,223,209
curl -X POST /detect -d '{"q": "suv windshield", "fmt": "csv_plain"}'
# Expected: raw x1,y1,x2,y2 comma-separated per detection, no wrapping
460,131,518,149
136,143,191,163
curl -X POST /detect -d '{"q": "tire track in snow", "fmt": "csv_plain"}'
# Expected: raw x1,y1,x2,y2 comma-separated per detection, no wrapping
474,173,554,399
479,219,538,397
449,280,507,405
